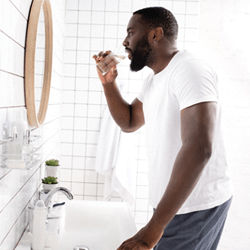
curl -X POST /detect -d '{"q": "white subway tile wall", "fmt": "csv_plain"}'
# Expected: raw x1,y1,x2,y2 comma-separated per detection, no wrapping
0,0,67,249
61,0,200,230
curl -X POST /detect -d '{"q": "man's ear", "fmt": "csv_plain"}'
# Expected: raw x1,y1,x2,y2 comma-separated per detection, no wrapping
149,27,164,43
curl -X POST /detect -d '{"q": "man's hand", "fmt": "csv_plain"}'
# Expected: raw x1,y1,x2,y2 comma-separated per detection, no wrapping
117,222,164,250
92,51,118,84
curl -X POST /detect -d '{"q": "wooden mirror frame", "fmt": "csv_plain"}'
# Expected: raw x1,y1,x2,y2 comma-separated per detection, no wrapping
25,0,53,127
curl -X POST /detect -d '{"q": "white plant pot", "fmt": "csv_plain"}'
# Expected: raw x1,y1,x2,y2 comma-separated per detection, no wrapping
42,183,58,192
45,165,60,177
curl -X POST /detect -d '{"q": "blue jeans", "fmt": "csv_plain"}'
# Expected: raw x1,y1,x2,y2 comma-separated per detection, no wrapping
154,197,232,250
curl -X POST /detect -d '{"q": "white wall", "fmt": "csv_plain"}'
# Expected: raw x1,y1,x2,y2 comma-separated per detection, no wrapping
60,0,200,230
0,0,66,249
198,0,250,249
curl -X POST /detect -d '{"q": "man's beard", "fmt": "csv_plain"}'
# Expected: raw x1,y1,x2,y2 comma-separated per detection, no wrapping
129,36,153,72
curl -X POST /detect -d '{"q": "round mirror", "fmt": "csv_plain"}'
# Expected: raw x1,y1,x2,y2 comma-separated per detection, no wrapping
25,0,53,127
35,6,46,118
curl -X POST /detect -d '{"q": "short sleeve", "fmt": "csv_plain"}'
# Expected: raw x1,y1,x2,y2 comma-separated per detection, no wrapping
172,59,218,110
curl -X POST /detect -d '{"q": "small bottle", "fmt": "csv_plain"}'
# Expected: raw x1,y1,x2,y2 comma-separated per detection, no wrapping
7,125,22,160
32,199,47,250
22,130,33,165
19,109,28,144
2,122,8,154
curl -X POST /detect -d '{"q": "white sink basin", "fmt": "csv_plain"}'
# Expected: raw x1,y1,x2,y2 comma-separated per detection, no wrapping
58,200,137,250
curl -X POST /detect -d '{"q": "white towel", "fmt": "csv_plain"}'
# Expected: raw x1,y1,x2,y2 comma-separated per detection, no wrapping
95,104,136,206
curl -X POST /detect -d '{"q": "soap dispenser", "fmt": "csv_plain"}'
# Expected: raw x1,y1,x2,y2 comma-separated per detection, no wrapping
32,199,47,250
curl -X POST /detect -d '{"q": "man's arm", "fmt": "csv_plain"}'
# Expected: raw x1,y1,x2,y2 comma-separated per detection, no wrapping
93,51,145,132
117,101,217,250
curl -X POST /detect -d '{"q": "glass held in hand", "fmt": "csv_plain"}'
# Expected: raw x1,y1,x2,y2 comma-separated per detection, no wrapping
96,46,127,75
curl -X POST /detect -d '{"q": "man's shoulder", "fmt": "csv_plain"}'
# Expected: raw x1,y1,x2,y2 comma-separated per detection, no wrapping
163,50,197,76
174,51,215,76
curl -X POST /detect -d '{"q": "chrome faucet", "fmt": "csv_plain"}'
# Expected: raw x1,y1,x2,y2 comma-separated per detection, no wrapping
74,246,89,250
44,187,73,207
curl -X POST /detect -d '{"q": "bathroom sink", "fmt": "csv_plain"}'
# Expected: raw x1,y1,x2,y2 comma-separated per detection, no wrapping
58,200,137,250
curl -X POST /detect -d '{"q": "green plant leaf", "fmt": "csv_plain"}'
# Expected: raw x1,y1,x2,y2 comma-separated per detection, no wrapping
42,176,58,184
45,159,59,166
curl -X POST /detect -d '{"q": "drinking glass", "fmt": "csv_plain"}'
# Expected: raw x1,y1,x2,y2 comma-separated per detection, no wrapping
96,45,127,75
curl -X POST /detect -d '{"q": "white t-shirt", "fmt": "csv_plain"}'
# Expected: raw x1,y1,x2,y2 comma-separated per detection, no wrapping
137,50,233,214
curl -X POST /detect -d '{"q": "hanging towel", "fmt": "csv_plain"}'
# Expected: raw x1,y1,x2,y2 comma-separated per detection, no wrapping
95,105,121,178
95,92,136,205
111,130,137,205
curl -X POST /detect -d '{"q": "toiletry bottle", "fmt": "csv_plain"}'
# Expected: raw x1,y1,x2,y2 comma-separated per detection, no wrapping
2,122,9,154
22,129,33,165
19,109,28,145
8,125,22,160
32,199,47,250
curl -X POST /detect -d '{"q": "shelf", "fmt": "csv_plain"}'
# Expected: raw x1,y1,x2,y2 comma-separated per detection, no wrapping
0,135,42,170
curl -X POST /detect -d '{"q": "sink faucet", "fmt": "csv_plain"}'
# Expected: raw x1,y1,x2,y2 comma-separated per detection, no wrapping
74,246,89,250
44,187,73,207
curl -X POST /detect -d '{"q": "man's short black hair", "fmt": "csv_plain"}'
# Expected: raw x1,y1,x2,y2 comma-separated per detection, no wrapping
133,7,178,43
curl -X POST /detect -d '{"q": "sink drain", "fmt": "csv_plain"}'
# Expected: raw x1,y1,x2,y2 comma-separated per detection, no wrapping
73,246,89,250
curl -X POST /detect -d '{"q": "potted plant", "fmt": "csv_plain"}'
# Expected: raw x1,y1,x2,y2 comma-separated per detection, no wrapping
42,176,58,191
45,159,60,177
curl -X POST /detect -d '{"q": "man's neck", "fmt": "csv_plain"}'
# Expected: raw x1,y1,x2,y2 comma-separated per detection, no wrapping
151,48,179,75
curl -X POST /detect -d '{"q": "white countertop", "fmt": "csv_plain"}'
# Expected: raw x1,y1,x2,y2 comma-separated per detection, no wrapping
16,231,32,250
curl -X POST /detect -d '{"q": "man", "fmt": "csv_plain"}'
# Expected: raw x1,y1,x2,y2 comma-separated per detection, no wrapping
93,7,233,250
